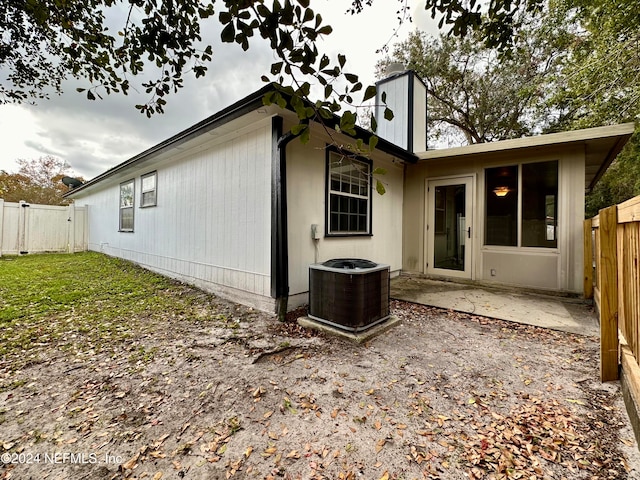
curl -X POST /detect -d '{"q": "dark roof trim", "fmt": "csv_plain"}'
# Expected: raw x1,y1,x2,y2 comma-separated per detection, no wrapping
66,84,417,197
66,85,273,197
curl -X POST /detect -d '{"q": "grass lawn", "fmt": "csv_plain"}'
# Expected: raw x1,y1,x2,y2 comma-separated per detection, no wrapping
0,252,216,366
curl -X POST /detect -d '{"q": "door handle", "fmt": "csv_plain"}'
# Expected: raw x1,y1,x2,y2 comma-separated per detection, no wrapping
467,226,471,239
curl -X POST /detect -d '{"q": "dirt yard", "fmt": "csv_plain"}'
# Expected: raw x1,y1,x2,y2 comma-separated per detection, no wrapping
2,283,640,479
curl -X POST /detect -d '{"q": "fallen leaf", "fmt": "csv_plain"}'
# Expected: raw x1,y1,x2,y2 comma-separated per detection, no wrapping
262,446,277,458
122,452,140,470
244,446,253,458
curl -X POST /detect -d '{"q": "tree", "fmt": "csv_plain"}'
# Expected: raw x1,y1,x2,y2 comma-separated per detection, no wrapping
422,0,545,50
0,0,384,133
545,0,640,131
585,136,640,218
376,28,564,146
1,0,543,137
540,0,640,214
0,156,82,205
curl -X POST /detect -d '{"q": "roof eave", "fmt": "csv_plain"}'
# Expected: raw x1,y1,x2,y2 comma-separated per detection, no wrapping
415,123,636,161
65,85,274,197
66,85,417,197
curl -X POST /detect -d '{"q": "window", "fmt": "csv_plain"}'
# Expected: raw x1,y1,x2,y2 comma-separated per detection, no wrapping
485,166,518,246
326,149,372,235
141,171,157,207
522,161,558,247
119,179,134,232
484,161,558,248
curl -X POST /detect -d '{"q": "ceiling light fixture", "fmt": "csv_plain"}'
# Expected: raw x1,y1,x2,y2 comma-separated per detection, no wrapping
493,186,511,197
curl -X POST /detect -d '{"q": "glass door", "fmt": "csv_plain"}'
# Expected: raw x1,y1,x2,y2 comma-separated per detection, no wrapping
426,176,473,278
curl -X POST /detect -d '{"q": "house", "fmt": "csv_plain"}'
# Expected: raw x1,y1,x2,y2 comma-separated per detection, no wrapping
66,71,635,315
65,84,416,315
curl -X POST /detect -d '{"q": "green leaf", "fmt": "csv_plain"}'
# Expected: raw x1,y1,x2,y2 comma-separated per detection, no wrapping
372,167,387,175
383,107,394,121
324,84,333,98
291,123,307,135
376,180,386,195
363,85,377,102
220,22,235,43
319,54,330,70
369,135,378,151
344,73,358,83
339,110,356,135
338,54,346,68
262,91,276,105
300,126,310,144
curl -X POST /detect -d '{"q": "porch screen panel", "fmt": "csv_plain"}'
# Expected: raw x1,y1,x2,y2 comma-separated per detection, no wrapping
485,166,518,246
522,161,558,248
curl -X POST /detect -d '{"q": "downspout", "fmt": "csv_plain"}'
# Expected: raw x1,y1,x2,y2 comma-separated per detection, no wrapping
271,116,300,321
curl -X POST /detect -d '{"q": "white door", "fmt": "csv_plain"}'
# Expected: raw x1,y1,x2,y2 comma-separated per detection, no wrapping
426,176,474,279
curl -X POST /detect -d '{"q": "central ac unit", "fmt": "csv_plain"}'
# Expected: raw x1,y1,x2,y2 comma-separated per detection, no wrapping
308,259,390,332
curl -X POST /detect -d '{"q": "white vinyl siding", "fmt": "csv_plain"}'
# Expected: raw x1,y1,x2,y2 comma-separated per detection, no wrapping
74,119,273,309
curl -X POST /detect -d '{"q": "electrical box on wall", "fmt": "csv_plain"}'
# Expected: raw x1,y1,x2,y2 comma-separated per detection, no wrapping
311,224,321,240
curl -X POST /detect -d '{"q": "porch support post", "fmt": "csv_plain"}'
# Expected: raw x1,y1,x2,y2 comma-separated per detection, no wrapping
583,218,594,299
599,205,619,382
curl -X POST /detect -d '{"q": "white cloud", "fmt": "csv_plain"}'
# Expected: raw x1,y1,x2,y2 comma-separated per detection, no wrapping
0,1,438,180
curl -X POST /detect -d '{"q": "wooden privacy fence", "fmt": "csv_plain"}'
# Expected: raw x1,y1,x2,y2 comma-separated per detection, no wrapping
585,195,640,382
0,199,87,256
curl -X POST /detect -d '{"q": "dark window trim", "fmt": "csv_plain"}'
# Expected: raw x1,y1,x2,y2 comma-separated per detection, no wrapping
119,178,135,233
324,146,373,237
140,170,158,208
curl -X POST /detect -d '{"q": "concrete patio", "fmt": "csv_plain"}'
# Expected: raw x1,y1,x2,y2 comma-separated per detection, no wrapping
391,275,600,337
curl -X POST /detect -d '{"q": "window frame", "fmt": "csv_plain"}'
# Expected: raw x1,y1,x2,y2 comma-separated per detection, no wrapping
140,171,157,208
119,179,135,232
325,147,373,237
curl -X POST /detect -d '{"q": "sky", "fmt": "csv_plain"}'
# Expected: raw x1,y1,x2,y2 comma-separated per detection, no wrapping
0,1,439,180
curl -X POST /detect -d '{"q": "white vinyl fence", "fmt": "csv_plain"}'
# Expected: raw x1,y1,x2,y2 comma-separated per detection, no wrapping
0,199,87,256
